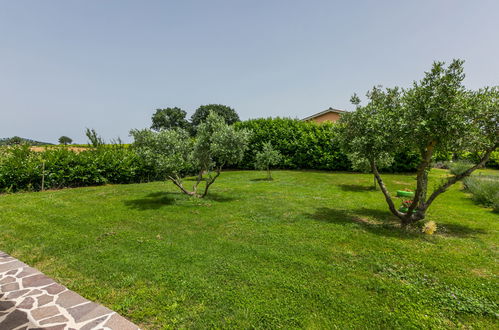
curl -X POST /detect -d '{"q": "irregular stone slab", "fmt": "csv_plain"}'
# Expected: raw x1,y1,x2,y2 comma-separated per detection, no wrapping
0,250,140,329
0,261,25,273
5,269,19,276
0,276,16,284
68,301,113,323
23,288,43,297
56,290,89,309
0,300,15,311
6,289,29,299
31,305,60,321
0,257,16,264
31,325,66,330
18,297,35,310
39,314,69,325
1,282,19,292
22,274,53,288
80,314,109,330
43,283,66,295
17,267,38,278
37,293,54,306
0,309,32,329
104,313,139,330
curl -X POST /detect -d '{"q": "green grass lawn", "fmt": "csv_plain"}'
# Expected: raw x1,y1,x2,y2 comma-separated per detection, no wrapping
0,170,497,329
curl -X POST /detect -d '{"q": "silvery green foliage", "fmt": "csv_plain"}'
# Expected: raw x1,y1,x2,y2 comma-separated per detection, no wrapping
255,142,281,179
338,60,499,225
194,111,251,171
338,86,403,164
130,128,193,179
347,152,393,173
131,112,250,197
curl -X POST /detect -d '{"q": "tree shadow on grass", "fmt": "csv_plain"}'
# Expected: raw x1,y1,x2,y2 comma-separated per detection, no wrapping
437,223,487,238
250,178,273,182
337,184,377,192
305,207,416,239
202,192,237,202
306,207,487,239
124,192,176,210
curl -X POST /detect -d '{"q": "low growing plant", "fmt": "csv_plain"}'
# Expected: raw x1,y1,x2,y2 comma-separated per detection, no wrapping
463,175,499,207
254,142,281,180
449,160,475,176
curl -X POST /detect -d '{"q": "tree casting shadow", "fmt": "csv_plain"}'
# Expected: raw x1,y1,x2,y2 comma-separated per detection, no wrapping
202,192,237,202
305,207,487,238
250,178,274,182
337,184,377,192
437,223,487,238
305,207,410,238
124,192,175,210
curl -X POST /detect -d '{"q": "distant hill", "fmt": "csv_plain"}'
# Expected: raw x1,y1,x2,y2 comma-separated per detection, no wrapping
0,137,53,146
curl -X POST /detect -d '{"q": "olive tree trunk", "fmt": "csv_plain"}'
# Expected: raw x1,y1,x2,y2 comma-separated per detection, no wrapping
371,143,497,226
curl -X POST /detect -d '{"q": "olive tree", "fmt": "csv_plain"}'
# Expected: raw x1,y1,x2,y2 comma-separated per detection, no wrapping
191,111,251,197
254,142,281,180
339,60,498,226
131,111,250,198
130,128,194,193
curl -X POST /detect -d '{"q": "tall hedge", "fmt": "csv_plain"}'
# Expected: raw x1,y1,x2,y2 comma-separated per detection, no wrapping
234,118,421,172
234,118,350,170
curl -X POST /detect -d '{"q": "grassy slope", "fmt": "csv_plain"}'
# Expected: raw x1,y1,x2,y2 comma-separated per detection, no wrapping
0,170,497,329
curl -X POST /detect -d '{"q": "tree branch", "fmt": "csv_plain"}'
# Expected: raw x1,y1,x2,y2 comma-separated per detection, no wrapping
408,140,436,214
371,159,404,220
168,175,195,196
423,144,497,209
201,166,222,198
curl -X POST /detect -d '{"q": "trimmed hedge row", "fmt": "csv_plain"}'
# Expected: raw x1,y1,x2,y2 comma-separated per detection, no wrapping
235,118,350,170
0,146,156,193
1,118,494,192
234,118,420,172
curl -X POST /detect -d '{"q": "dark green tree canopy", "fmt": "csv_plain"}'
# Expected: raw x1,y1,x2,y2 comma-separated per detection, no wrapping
58,136,73,145
151,107,190,131
6,136,23,146
191,104,240,127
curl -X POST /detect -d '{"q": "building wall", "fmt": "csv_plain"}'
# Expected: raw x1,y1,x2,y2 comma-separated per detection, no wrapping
308,112,341,123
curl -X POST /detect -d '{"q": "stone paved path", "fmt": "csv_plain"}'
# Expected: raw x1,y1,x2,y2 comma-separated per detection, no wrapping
0,251,140,330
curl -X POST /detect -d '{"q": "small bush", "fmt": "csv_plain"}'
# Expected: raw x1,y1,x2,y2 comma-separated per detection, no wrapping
463,175,499,207
432,161,450,169
492,194,499,213
449,160,475,176
255,142,281,180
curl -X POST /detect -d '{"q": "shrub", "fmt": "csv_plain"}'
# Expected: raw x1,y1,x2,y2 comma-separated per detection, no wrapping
0,145,156,193
235,118,349,171
463,175,499,207
254,142,281,180
234,118,419,172
492,194,499,213
449,160,475,176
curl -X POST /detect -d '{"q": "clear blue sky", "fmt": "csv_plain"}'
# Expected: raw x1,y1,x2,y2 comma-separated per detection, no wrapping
1,0,498,143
